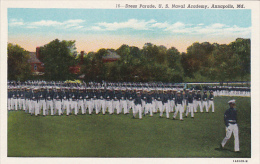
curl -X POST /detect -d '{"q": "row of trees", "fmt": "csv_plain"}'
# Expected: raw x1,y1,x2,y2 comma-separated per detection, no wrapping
8,38,250,83
181,38,250,82
82,38,250,83
82,43,183,82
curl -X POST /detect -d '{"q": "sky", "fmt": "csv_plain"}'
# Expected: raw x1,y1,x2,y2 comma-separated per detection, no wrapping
8,9,251,53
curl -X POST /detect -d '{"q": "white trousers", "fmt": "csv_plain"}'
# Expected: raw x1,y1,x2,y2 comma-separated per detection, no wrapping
141,100,146,112
146,103,154,116
209,100,214,112
11,98,18,110
152,101,157,113
193,100,198,112
54,100,62,115
202,101,208,112
8,98,11,110
133,104,142,119
62,100,70,115
31,100,38,115
99,99,106,114
71,100,78,115
186,103,194,117
157,101,163,114
197,101,203,112
120,100,128,114
95,100,101,113
93,99,99,113
169,100,174,112
39,99,46,115
46,100,53,115
154,100,158,112
113,101,120,114
78,100,84,114
160,102,170,118
84,100,93,114
173,104,183,120
127,100,134,111
26,99,30,112
106,100,113,114
221,124,240,151
18,98,26,110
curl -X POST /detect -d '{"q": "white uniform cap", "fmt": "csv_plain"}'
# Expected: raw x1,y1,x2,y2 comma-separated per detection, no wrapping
228,99,236,104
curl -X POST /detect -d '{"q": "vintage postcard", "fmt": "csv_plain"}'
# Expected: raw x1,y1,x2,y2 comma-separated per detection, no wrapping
1,0,259,164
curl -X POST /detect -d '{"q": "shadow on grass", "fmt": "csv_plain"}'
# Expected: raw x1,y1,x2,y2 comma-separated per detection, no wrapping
215,147,241,153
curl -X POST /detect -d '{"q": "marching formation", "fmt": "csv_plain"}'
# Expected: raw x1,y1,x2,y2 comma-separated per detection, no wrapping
7,81,220,120
207,86,250,97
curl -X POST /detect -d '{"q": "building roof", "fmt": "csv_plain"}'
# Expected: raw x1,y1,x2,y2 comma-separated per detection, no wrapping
28,52,42,63
102,50,120,60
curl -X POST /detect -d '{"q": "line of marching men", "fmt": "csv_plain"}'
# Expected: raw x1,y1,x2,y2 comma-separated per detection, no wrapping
208,86,250,97
7,86,215,120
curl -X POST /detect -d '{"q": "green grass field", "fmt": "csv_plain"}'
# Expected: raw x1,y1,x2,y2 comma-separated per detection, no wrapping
8,96,251,157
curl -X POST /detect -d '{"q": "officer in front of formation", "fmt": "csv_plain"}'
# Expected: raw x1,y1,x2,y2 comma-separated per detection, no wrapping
220,99,240,153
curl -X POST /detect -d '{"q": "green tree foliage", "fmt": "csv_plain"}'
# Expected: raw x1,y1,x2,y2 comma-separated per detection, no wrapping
81,49,108,82
8,43,31,81
81,43,183,83
182,42,215,78
10,38,249,83
210,44,235,82
230,38,250,80
39,39,77,81
182,38,250,83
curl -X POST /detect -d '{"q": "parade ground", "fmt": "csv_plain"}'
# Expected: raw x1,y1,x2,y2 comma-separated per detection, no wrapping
7,96,251,158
